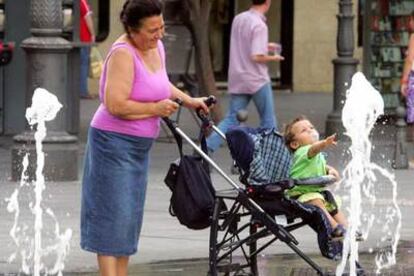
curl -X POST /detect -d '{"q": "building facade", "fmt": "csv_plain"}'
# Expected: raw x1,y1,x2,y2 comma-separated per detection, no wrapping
98,0,363,93
0,0,407,135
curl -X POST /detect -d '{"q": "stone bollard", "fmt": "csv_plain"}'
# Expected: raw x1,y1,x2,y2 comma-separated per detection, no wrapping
393,105,409,169
11,0,78,181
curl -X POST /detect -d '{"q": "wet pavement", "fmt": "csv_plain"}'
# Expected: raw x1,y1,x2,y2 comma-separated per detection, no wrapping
66,240,414,275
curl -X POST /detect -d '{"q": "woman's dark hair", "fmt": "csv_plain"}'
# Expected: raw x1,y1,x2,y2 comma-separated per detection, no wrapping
120,0,163,35
252,0,267,5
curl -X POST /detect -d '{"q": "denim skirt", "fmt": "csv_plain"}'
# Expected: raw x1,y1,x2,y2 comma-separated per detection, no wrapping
80,127,154,256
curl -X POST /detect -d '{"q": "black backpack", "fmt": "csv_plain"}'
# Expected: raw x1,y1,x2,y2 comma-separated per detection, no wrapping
163,120,217,230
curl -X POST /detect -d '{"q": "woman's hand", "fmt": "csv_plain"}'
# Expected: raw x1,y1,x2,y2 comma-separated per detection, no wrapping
169,84,211,113
155,99,179,117
401,83,408,98
188,97,210,113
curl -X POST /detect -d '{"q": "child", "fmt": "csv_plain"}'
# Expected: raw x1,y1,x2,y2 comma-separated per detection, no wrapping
284,115,348,240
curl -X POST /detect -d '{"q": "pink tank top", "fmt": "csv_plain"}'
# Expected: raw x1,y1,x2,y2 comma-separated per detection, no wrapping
90,41,171,138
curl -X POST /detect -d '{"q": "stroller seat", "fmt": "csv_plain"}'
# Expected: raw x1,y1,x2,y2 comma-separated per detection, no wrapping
208,126,342,276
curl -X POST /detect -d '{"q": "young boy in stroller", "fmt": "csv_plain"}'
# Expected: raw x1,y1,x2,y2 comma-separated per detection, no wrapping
283,115,347,240
283,115,363,242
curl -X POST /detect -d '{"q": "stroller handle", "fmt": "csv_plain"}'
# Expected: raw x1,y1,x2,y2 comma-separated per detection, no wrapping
204,95,217,106
173,98,184,105
162,96,216,128
196,95,216,123
172,96,215,108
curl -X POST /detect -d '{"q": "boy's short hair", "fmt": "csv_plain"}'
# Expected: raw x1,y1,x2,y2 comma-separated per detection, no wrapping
252,0,266,5
283,115,308,151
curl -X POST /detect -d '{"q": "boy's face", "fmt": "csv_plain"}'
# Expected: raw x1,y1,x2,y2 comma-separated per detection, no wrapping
289,119,319,150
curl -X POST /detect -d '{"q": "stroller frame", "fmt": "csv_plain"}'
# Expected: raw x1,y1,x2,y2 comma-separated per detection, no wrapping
164,111,334,276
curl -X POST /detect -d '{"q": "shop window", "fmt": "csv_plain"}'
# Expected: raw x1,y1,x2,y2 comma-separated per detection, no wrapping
365,0,414,112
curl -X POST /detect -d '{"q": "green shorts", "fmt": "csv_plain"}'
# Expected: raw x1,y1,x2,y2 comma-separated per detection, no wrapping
296,192,342,214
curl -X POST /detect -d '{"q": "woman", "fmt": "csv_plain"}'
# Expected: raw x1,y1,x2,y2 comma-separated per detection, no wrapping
79,0,95,99
80,0,209,275
400,12,414,167
401,12,414,123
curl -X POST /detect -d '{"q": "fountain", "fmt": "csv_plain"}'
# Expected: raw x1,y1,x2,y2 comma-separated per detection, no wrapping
336,72,402,275
6,88,72,276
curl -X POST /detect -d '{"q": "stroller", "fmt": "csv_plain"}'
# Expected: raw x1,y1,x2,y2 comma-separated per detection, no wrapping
163,98,362,276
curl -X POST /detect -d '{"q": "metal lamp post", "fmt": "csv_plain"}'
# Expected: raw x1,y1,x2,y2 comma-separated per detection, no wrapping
11,0,78,181
325,0,359,137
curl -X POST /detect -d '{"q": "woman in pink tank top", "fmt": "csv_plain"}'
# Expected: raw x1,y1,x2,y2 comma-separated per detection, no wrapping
80,1,210,274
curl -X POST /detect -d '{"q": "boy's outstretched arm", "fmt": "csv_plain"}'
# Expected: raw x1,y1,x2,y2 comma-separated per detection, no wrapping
308,134,337,158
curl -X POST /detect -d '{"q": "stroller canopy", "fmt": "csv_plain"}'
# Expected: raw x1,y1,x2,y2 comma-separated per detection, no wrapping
226,127,292,185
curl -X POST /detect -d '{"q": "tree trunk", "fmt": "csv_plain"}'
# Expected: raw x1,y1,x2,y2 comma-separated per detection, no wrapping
182,0,223,123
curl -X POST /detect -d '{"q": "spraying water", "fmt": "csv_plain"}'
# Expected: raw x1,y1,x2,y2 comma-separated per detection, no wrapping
5,88,72,276
336,72,402,275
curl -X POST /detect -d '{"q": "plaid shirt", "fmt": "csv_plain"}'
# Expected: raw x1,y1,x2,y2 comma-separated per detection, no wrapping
248,129,292,185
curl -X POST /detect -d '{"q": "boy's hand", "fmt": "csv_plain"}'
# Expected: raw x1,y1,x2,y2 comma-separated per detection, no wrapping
326,165,340,181
324,134,337,147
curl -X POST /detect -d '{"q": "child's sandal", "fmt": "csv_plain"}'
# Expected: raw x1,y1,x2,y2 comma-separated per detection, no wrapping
330,224,346,241
355,231,365,242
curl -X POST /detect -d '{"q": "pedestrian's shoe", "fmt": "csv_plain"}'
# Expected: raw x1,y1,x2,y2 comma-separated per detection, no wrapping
409,159,414,169
230,162,239,175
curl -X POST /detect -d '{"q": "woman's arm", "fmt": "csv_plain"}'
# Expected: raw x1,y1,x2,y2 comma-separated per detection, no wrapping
401,34,414,97
170,83,209,113
85,12,96,42
104,48,178,120
81,0,95,42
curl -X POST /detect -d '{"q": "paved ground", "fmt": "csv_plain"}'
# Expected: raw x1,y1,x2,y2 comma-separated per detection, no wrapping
0,91,413,275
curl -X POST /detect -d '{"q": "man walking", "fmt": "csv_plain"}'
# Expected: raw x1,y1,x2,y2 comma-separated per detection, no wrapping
79,0,96,99
207,0,284,153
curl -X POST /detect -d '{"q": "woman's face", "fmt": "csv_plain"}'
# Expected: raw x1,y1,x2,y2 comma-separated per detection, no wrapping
131,15,165,50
